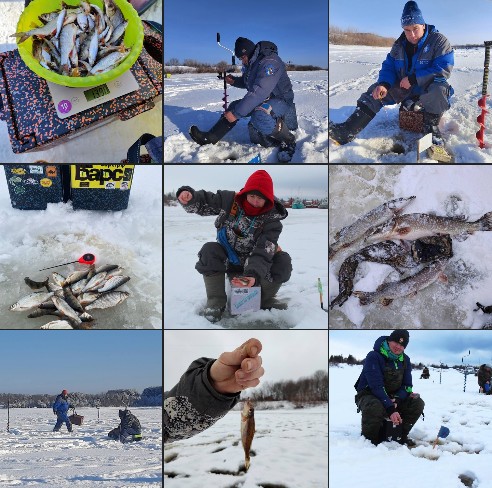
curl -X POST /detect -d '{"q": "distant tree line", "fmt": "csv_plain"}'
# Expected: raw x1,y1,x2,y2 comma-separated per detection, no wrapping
329,25,395,47
243,370,328,405
0,387,162,409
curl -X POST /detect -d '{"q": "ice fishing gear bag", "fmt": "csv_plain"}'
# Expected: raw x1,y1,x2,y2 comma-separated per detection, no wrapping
3,164,69,210
69,409,84,426
69,165,135,210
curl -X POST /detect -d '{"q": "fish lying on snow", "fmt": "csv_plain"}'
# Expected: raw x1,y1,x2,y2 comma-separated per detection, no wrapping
10,292,55,311
329,196,416,260
365,212,492,243
241,400,255,471
475,303,492,314
353,258,449,306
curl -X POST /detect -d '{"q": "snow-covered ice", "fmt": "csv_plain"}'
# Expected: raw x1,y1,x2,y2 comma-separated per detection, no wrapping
0,165,162,329
329,44,492,163
329,165,492,328
164,205,328,329
165,404,328,488
0,407,162,487
164,71,328,163
330,363,492,488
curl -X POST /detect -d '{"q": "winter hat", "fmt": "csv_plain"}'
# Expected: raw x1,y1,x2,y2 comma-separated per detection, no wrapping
401,1,425,27
388,329,410,348
62,389,68,395
247,190,267,200
236,170,274,215
234,37,256,58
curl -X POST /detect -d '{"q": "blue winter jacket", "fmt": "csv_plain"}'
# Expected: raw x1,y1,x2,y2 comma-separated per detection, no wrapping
53,394,71,415
378,24,454,94
230,41,295,118
355,336,413,411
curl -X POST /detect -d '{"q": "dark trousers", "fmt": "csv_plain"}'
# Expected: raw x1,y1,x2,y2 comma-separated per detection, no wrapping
195,242,292,283
355,391,425,444
54,413,72,432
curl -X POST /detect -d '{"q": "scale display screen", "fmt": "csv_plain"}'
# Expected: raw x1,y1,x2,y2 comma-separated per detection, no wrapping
83,84,111,102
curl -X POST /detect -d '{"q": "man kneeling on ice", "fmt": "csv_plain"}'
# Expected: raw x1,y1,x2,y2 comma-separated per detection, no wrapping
354,329,425,447
176,170,292,323
108,409,142,443
329,1,454,156
189,37,298,162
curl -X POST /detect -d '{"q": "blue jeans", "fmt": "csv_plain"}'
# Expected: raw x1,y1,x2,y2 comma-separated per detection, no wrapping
54,412,72,432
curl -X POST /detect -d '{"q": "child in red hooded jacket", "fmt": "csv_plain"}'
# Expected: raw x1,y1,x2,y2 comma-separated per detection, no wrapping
177,170,292,323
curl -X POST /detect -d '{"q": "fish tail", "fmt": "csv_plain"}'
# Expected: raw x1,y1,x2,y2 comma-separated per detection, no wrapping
353,291,374,306
475,302,484,312
477,211,492,231
244,457,250,471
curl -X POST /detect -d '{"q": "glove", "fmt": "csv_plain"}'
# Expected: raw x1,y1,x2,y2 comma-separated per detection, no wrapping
53,411,57,415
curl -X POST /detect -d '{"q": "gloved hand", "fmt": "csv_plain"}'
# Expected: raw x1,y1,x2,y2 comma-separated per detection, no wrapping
53,411,57,415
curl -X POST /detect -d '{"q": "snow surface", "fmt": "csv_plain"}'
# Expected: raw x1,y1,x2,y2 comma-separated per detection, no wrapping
164,71,328,163
0,165,162,329
329,44,492,163
330,363,492,488
0,1,162,163
164,205,328,328
164,404,328,488
0,406,162,487
329,165,492,328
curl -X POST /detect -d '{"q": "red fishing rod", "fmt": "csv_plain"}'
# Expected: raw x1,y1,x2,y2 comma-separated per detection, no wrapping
38,253,96,271
476,41,492,149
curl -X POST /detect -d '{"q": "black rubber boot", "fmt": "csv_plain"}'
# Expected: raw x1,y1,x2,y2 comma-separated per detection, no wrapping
189,116,237,145
423,112,444,145
260,281,287,310
202,273,227,323
329,104,376,145
269,119,296,162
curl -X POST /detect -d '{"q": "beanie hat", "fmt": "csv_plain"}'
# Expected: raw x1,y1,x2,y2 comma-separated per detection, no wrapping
388,329,409,348
234,37,256,58
236,170,275,215
401,1,425,27
62,389,68,395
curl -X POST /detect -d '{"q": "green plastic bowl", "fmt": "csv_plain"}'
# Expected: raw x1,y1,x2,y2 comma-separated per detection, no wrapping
16,0,144,87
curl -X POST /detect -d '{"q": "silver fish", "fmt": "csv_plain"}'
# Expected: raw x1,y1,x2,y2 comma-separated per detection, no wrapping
97,275,130,292
11,292,55,312
85,291,129,310
95,264,119,274
82,271,107,292
11,18,58,43
40,320,74,329
108,20,127,45
365,212,492,243
64,267,92,286
63,286,85,313
241,400,255,471
71,278,88,296
89,49,129,75
59,23,78,75
28,308,62,319
51,296,82,325
51,272,66,288
353,258,449,306
78,292,100,306
329,196,416,260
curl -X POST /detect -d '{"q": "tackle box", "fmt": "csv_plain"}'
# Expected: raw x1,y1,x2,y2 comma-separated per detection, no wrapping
227,280,261,315
0,22,162,155
399,106,424,133
69,410,84,426
4,164,135,210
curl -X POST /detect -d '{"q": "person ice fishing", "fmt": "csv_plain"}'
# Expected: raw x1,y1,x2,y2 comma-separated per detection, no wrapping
164,338,264,442
189,37,299,162
478,364,492,393
176,170,292,323
354,329,425,447
52,389,73,433
329,1,454,154
108,409,143,443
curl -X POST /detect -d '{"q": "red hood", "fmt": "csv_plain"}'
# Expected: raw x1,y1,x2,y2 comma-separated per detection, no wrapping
235,170,274,214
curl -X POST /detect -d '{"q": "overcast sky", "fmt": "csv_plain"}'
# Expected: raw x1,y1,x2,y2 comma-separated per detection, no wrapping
164,330,328,391
329,330,492,367
163,166,328,200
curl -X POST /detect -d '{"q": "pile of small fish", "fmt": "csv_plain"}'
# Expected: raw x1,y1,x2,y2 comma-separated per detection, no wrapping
10,264,130,329
11,0,130,77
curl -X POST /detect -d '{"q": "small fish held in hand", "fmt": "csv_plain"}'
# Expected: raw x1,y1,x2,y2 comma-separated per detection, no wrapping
241,400,255,471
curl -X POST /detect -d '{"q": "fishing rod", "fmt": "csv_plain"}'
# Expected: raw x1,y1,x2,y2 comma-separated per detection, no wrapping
39,253,96,271
318,278,328,313
216,33,236,112
476,41,492,148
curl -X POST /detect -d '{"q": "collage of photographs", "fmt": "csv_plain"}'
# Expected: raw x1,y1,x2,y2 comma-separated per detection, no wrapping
329,1,492,488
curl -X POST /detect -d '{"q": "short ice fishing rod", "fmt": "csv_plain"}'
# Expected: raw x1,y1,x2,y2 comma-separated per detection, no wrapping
39,253,96,271
476,41,492,148
216,33,236,111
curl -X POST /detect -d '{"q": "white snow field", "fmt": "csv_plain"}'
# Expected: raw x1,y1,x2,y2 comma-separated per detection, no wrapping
0,165,162,329
164,404,328,488
330,363,492,488
0,407,162,487
329,165,492,329
329,44,492,163
0,0,162,163
164,71,328,163
164,205,328,329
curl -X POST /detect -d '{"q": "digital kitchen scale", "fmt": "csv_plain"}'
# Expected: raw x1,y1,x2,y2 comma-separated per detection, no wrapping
48,71,140,119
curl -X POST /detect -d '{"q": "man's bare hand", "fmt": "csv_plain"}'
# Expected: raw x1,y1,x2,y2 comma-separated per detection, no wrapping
209,338,264,394
225,75,235,85
231,276,256,287
372,85,388,100
400,77,411,90
390,411,403,425
178,190,192,205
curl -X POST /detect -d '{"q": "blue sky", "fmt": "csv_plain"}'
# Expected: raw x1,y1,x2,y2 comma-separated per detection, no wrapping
164,0,328,68
330,0,492,45
0,331,162,394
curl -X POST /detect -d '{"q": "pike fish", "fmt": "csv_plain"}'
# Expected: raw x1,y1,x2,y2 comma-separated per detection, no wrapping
241,400,255,471
353,258,449,306
365,212,492,243
329,196,416,260
10,292,55,311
